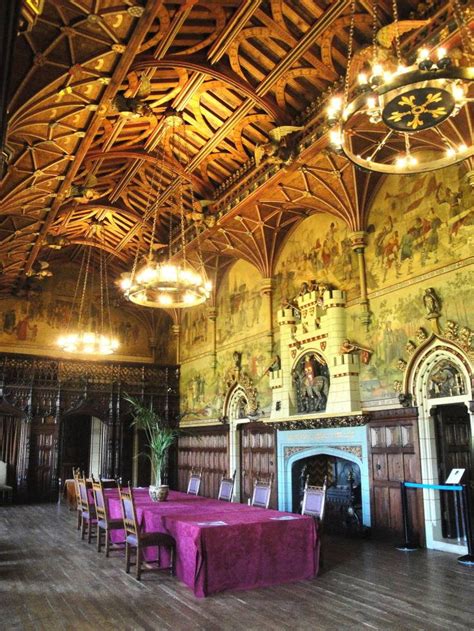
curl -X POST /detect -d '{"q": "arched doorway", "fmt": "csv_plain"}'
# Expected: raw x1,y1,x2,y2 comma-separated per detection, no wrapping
409,340,473,553
226,384,249,501
59,413,108,482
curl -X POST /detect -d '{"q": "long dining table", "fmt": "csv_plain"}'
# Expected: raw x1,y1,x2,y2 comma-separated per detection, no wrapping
107,489,319,598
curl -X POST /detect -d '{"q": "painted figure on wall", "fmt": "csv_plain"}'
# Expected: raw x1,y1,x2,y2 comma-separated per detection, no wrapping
367,164,473,290
428,360,466,398
274,214,358,317
216,260,266,345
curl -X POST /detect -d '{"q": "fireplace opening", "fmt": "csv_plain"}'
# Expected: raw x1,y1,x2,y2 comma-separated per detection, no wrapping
292,453,364,535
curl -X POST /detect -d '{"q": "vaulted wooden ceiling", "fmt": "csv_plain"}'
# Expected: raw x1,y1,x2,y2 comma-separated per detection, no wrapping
0,0,468,297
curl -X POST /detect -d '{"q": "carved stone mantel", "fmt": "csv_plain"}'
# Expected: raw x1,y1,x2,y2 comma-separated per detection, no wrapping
269,414,368,431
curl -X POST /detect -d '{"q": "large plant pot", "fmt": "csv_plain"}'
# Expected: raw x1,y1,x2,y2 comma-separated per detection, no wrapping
149,484,169,502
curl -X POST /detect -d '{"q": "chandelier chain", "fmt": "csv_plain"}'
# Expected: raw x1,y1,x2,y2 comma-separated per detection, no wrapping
452,0,473,60
67,247,87,334
391,0,403,65
343,0,356,106
371,0,378,65
77,246,92,331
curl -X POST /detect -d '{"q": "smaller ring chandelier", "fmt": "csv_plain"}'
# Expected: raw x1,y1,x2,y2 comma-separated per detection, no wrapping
120,111,211,309
326,0,473,174
58,224,119,355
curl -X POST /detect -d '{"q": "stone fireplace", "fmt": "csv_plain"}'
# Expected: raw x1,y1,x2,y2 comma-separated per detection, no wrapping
276,425,371,528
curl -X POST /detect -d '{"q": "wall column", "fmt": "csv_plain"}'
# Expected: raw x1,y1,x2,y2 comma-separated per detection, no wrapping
260,277,274,358
350,231,371,329
172,324,181,364
208,307,217,369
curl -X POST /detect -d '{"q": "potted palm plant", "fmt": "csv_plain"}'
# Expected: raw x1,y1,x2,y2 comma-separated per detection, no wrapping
124,394,178,501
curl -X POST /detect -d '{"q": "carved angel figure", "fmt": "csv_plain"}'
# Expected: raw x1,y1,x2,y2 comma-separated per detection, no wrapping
111,71,154,118
68,174,102,203
352,19,430,74
254,126,303,166
26,260,53,280
186,199,216,229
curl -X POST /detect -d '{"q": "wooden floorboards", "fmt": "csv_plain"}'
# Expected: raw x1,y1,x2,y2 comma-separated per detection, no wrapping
1,503,473,631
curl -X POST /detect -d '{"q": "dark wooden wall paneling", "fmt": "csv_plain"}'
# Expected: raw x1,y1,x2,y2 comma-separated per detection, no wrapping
368,407,425,543
240,424,277,508
177,427,228,499
0,354,179,501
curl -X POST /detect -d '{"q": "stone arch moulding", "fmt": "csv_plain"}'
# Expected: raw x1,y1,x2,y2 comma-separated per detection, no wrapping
222,371,259,420
402,334,473,554
403,334,473,406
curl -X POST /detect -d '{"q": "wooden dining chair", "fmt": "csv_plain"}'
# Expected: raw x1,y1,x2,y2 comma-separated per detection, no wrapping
92,478,124,556
119,484,175,581
186,468,202,496
72,467,82,529
251,473,274,509
217,471,235,502
78,473,97,543
301,475,328,525
0,460,13,504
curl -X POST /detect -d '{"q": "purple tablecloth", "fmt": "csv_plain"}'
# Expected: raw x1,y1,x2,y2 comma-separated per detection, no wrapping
108,490,319,597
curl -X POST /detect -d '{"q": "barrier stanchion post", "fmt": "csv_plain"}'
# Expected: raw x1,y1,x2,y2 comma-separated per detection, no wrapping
457,484,474,567
396,481,418,552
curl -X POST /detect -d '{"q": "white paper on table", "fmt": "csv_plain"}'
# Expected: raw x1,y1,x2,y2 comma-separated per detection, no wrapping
196,520,227,526
270,515,299,521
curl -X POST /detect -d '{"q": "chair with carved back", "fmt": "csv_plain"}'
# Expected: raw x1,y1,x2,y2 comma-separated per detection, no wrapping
78,473,97,543
217,471,236,502
72,467,82,529
92,478,124,556
0,460,13,504
251,473,274,509
186,468,202,496
301,475,327,526
119,484,175,580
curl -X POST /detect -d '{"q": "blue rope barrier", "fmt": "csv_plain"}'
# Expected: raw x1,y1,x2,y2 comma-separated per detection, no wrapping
404,482,463,492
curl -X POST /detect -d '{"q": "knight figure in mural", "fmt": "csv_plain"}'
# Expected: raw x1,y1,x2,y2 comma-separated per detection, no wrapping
293,353,330,413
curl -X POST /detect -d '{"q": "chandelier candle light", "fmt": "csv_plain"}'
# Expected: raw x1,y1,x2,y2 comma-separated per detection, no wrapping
57,225,119,356
120,111,212,308
326,0,473,174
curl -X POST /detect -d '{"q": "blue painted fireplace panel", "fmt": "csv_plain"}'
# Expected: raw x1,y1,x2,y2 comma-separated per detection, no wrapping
277,425,371,526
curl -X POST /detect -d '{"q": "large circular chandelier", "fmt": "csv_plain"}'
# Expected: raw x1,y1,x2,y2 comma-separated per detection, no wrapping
326,0,473,174
120,111,211,309
58,223,119,356
121,260,211,308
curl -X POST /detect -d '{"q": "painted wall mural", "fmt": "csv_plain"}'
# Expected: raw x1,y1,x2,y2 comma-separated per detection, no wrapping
216,260,266,346
366,163,473,291
180,303,210,362
349,267,474,404
180,340,272,421
273,213,358,313
0,264,154,361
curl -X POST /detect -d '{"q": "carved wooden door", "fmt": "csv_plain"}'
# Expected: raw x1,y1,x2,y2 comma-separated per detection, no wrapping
29,424,59,501
239,424,277,509
433,403,472,538
368,408,424,542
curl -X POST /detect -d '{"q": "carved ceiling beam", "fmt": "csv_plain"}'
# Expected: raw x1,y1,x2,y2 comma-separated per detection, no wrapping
53,202,144,228
21,0,164,280
208,0,261,64
106,1,199,201
133,57,286,121
253,8,338,82
66,238,129,262
85,148,210,195
255,0,346,95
